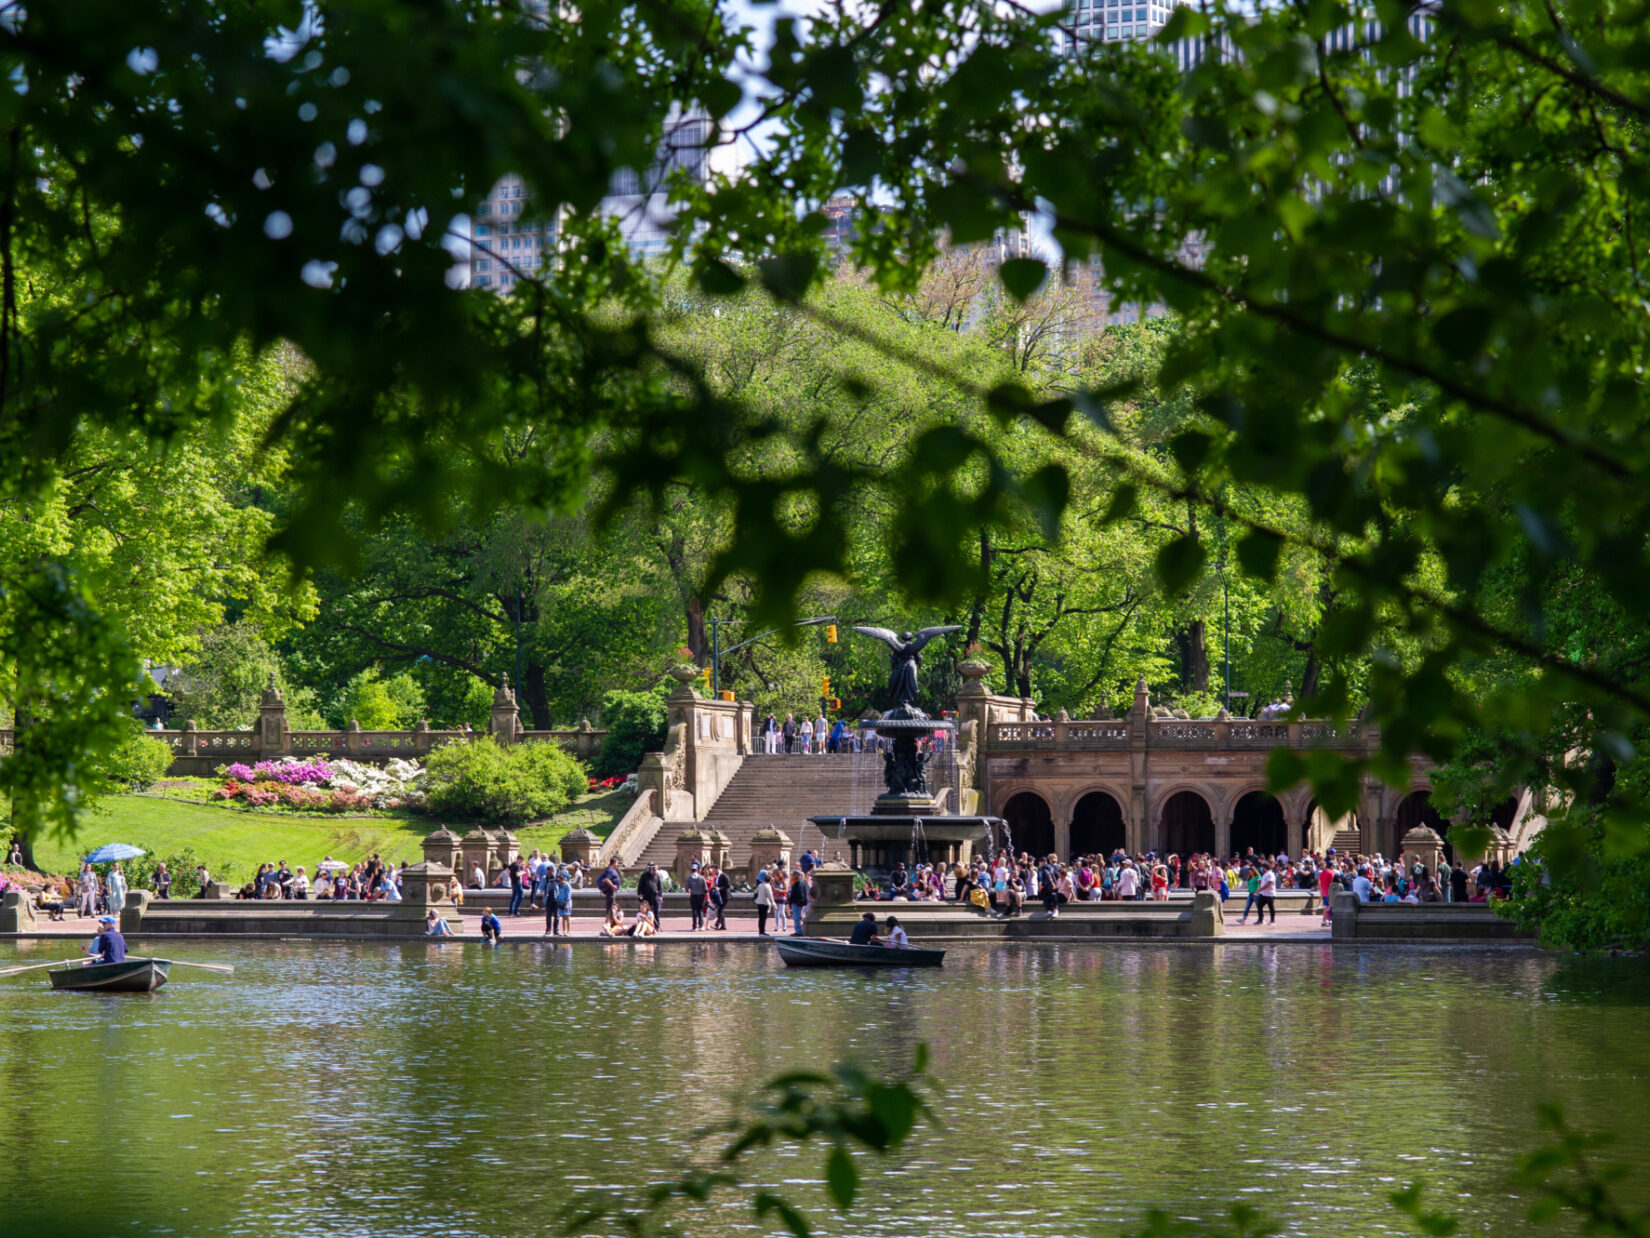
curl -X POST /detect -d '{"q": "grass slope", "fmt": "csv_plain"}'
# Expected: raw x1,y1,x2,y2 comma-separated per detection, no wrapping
25,789,634,880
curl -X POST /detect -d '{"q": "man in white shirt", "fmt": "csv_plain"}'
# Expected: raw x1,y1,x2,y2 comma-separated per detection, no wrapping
1254,863,1277,923
1116,862,1141,900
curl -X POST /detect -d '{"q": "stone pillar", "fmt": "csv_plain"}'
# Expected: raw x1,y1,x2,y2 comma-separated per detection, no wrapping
489,676,520,745
420,827,462,871
257,675,288,757
413,718,431,756
201,881,234,900
459,829,493,886
397,862,459,924
1285,812,1304,860
674,828,711,885
808,862,855,910
1214,817,1231,861
0,888,38,932
747,826,792,884
1401,826,1445,875
708,829,734,872
575,718,598,762
1189,889,1224,936
120,889,151,934
1053,818,1071,860
560,827,601,867
492,829,519,876
184,718,199,757
346,718,363,755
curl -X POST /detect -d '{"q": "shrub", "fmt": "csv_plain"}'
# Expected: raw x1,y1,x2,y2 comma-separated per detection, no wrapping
96,720,176,791
594,686,669,777
422,736,586,824
327,668,426,730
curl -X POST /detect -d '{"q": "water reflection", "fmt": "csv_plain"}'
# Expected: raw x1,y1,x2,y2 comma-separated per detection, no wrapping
0,942,1645,1238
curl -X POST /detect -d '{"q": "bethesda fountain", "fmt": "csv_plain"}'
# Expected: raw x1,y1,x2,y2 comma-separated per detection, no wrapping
809,624,1003,875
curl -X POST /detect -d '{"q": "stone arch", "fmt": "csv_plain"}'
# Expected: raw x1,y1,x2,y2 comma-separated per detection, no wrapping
1230,790,1287,859
998,790,1054,859
1069,789,1127,859
1158,788,1215,857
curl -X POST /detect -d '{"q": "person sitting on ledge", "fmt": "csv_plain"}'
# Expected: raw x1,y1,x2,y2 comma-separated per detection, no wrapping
599,904,628,937
425,909,455,937
848,911,881,946
629,903,658,937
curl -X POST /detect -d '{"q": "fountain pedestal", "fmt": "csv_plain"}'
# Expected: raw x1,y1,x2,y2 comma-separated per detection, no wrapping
811,705,1000,878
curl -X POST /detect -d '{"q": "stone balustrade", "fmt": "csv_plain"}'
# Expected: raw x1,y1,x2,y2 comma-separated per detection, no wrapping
987,716,1366,752
0,674,609,776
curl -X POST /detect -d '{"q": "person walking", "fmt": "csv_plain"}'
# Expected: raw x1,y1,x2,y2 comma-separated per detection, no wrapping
753,870,776,935
786,867,810,935
782,714,798,754
637,863,664,929
1254,861,1278,924
687,863,708,931
772,866,791,933
76,864,98,919
799,715,814,754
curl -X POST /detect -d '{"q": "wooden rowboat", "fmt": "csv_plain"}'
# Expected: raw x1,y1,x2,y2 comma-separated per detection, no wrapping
775,938,945,968
47,958,171,993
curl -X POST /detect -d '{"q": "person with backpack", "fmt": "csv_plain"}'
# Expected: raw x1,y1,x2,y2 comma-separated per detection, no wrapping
597,862,621,915
786,867,810,934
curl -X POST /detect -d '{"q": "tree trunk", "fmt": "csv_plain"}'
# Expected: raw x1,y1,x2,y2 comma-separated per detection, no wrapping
1299,644,1321,699
1178,621,1210,694
686,595,707,661
965,529,992,650
524,662,552,731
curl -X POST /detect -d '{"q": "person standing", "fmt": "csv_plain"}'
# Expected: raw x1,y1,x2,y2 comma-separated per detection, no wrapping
712,863,732,930
507,856,525,917
798,715,814,754
153,863,172,901
772,866,791,933
814,712,829,756
753,871,775,936
687,863,708,931
76,864,98,919
597,862,621,916
196,864,211,898
106,863,128,920
553,868,573,936
636,863,664,929
786,867,810,934
1318,858,1336,926
763,712,780,754
782,714,798,754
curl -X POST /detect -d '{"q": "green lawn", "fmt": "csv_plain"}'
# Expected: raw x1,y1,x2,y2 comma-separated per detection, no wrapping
19,788,634,881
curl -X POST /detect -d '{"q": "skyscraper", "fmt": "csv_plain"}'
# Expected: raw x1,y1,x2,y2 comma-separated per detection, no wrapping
467,110,714,291
1062,0,1194,50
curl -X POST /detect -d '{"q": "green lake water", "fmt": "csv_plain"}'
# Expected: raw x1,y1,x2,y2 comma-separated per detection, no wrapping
1,940,1646,1238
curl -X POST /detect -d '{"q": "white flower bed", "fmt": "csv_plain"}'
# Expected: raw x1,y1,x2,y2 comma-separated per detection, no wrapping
326,757,427,809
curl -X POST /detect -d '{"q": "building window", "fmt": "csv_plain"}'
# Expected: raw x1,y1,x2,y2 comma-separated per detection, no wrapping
475,225,490,237
477,275,491,287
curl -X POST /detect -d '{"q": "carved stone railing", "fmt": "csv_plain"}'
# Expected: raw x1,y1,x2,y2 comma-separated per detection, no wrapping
985,716,1367,753
597,788,662,868
989,721,1129,750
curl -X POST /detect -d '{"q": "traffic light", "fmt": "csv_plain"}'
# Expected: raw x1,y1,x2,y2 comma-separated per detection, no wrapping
825,624,837,643
821,674,831,696
828,696,842,711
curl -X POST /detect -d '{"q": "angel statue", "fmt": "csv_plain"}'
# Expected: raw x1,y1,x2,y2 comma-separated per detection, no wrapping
852,625,963,707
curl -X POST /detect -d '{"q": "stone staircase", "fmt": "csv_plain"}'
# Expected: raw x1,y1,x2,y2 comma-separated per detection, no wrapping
633,753,883,870
1330,827,1363,855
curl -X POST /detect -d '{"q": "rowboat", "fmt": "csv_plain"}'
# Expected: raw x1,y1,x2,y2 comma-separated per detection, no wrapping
775,938,945,968
47,958,172,993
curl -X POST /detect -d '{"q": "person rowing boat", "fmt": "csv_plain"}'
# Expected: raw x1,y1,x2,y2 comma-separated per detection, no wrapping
85,915,127,965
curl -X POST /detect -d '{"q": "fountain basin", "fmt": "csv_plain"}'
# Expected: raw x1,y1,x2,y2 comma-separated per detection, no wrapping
810,812,1000,874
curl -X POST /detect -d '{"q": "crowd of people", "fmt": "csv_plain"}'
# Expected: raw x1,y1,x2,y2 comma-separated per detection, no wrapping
858,845,1526,928
755,712,951,757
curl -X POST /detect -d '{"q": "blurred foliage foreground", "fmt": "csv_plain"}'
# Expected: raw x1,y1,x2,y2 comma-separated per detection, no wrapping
565,1047,1647,1238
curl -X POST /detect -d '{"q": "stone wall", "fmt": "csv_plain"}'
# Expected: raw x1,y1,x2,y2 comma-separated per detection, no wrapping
55,675,610,775
1329,892,1537,943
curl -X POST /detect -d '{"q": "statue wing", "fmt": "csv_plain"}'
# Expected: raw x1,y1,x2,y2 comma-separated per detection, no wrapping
908,625,963,653
852,625,902,652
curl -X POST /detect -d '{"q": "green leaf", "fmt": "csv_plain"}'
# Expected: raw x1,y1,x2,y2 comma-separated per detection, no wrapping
757,253,820,301
1155,535,1205,595
998,257,1047,303
1235,530,1283,581
754,1191,812,1238
696,258,747,297
825,1145,858,1209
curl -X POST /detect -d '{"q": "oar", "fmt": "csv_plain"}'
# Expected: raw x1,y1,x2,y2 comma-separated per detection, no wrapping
156,959,235,975
0,959,75,978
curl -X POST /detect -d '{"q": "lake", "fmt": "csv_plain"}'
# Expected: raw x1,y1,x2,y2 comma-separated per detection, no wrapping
1,940,1646,1238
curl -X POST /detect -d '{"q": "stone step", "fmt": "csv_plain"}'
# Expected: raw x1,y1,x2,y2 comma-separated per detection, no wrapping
1330,828,1363,854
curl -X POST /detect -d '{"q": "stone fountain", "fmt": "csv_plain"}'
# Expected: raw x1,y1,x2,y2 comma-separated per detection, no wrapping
809,625,1001,876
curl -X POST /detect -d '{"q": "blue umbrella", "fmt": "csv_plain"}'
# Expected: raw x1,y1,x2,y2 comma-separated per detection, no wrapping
84,843,147,863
